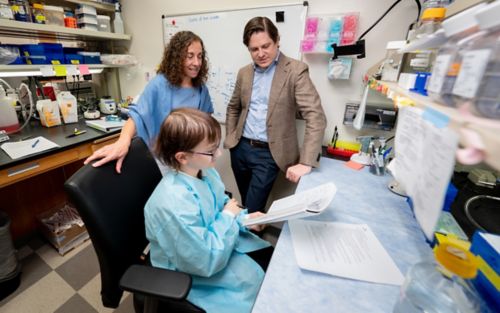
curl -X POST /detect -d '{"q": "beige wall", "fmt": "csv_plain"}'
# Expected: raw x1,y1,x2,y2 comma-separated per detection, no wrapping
119,0,418,204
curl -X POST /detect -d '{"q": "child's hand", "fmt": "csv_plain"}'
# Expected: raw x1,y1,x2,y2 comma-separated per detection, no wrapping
246,212,267,232
223,198,242,216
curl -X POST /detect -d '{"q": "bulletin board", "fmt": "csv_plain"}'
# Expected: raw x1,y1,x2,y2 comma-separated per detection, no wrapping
162,2,308,122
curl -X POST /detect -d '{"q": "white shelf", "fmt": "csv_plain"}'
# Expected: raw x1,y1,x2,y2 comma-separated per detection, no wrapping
0,64,131,77
64,0,115,13
0,19,130,41
372,80,500,171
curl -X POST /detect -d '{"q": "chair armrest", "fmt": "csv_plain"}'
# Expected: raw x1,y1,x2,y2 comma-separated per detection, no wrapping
119,264,192,301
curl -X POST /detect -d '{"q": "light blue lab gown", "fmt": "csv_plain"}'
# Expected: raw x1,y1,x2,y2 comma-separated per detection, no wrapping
128,74,213,147
144,167,271,313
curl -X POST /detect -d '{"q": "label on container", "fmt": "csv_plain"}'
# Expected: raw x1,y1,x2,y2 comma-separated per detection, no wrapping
427,54,452,94
452,49,491,99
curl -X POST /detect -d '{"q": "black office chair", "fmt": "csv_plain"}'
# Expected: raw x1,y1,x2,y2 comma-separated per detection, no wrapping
64,137,204,313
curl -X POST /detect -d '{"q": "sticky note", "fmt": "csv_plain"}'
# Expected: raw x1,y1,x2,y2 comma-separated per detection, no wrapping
66,65,79,76
53,65,67,77
345,160,364,170
79,65,90,75
39,65,54,77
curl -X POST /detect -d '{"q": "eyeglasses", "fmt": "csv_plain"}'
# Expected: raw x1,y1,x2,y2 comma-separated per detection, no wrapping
188,148,220,159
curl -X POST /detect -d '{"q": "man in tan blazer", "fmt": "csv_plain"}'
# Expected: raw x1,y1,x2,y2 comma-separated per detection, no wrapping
224,17,327,213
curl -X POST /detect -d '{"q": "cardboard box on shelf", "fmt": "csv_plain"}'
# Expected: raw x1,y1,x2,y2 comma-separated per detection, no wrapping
37,204,89,255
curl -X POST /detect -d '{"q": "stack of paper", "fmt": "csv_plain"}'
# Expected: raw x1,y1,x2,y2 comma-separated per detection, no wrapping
289,220,404,285
243,182,337,226
0,136,60,159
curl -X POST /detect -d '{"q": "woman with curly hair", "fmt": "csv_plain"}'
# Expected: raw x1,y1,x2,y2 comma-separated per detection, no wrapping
85,31,213,173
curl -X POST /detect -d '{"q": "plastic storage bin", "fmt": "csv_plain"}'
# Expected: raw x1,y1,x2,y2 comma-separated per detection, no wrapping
427,4,486,107
9,0,31,22
97,15,111,32
77,51,100,64
44,5,64,26
0,0,14,20
452,1,500,119
31,3,45,24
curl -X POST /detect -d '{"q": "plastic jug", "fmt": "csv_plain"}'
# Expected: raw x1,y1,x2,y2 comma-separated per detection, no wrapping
56,91,77,123
0,86,19,133
394,242,486,313
36,99,61,127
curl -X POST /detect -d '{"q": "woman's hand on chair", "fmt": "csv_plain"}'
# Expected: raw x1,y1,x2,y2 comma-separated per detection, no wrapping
84,139,131,173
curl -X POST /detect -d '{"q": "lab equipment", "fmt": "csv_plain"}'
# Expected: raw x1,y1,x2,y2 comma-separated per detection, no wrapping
427,3,485,106
393,241,484,313
97,15,111,32
380,41,406,82
99,97,117,114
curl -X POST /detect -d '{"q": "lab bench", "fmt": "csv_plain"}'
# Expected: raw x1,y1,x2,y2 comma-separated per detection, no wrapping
0,118,119,241
252,157,433,313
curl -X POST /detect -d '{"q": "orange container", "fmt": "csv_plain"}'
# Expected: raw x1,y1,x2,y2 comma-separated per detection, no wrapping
64,17,77,28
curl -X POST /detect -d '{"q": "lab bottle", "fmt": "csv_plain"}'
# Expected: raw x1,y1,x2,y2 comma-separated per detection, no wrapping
113,2,124,34
427,3,486,106
452,0,500,119
414,8,446,40
393,242,484,313
0,85,19,133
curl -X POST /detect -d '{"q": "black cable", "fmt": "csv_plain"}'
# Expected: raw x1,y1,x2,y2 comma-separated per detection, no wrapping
358,0,421,41
359,0,402,40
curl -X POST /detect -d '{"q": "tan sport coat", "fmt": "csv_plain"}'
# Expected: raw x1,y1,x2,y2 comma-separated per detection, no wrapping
224,53,327,172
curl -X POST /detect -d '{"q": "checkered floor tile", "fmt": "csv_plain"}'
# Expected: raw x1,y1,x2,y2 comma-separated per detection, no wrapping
0,237,134,313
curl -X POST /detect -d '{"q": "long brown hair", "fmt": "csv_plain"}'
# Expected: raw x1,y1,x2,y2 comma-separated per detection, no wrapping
157,31,209,87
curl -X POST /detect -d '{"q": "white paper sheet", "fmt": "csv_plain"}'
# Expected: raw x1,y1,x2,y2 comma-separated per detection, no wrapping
392,106,459,240
1,136,60,159
289,220,404,285
243,182,337,226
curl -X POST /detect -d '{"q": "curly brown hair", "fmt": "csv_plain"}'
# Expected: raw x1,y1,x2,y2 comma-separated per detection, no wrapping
157,31,209,88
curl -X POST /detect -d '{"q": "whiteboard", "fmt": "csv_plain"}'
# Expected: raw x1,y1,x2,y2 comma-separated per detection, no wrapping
162,3,308,122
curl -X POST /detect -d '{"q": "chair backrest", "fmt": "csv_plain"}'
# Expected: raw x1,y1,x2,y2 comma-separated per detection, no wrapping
64,137,162,308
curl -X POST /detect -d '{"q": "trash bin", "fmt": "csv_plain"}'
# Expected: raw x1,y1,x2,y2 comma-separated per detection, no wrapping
0,211,21,301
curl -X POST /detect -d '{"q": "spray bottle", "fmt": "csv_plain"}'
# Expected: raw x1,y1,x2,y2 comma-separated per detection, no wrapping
113,2,124,34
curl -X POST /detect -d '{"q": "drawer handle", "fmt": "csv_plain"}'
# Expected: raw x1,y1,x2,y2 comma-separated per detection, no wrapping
8,162,40,177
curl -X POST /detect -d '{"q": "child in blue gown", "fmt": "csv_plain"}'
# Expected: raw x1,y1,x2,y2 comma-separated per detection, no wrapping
144,108,272,313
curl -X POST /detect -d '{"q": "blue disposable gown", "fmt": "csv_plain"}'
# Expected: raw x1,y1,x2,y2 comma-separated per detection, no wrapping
144,167,271,313
128,74,213,147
